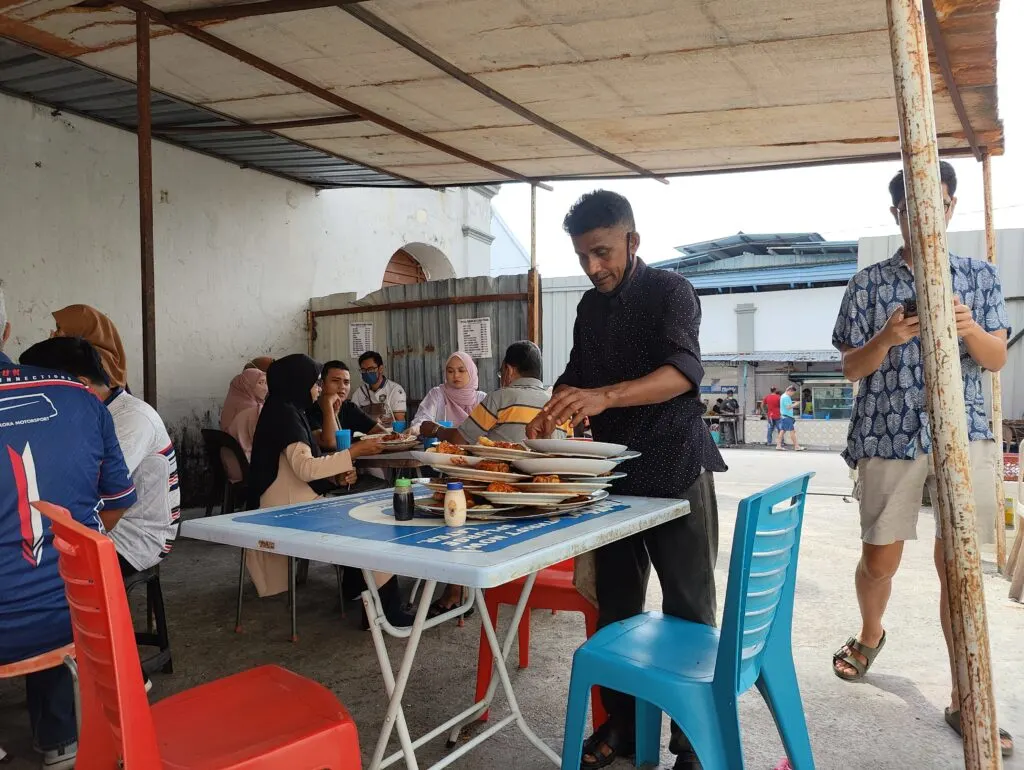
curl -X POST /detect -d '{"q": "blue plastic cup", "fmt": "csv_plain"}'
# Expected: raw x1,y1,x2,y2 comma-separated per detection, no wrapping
392,420,407,434
335,429,352,450
439,420,453,429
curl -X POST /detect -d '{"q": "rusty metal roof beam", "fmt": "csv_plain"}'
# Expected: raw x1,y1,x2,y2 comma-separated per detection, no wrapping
157,113,365,133
165,0,368,25
119,0,541,185
922,0,983,161
342,4,668,184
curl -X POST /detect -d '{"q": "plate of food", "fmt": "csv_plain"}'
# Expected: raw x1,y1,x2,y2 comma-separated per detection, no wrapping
371,433,420,451
513,457,619,478
441,463,531,483
557,471,627,484
410,450,484,469
608,450,642,464
536,489,610,511
461,436,545,461
523,439,628,458
415,493,518,515
416,479,487,494
477,481,577,506
511,479,613,494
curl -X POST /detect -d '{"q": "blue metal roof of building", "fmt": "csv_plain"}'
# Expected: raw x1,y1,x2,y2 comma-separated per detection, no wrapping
655,232,858,271
685,261,857,293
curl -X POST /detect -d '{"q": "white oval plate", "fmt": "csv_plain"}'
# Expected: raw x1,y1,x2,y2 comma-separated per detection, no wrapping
511,481,612,494
461,444,543,461
558,471,627,483
417,480,488,494
523,439,628,458
416,501,519,514
478,490,577,506
608,451,642,464
410,451,483,468
513,457,619,478
537,489,610,511
441,466,531,483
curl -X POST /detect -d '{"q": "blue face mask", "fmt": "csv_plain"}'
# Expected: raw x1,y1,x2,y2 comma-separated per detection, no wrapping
361,371,379,386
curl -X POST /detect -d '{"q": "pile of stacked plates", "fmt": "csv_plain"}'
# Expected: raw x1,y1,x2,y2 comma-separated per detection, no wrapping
409,439,638,520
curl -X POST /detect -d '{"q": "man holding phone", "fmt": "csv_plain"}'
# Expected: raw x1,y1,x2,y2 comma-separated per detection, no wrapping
830,162,1013,755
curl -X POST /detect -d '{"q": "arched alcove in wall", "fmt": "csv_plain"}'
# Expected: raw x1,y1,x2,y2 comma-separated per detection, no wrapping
381,242,455,288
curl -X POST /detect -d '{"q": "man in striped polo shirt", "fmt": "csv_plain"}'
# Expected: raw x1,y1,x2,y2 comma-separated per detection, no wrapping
421,340,566,445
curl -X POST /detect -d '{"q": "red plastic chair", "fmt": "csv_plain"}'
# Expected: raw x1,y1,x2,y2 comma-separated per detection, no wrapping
474,558,607,728
35,501,362,770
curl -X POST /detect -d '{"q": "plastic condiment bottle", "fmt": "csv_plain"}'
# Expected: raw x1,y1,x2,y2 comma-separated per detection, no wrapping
393,478,414,521
444,481,467,527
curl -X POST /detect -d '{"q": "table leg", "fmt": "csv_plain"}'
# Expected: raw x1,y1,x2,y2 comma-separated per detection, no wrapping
446,572,541,743
364,572,436,770
473,582,560,765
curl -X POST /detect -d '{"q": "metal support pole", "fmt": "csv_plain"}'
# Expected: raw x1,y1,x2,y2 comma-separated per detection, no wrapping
527,183,541,345
887,1,1001,766
136,11,157,406
983,154,1008,573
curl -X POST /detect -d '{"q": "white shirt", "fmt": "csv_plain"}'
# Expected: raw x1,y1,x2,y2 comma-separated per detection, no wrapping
353,378,407,423
410,385,487,433
106,390,180,570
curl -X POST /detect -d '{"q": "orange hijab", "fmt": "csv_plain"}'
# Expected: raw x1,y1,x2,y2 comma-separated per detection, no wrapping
51,304,129,388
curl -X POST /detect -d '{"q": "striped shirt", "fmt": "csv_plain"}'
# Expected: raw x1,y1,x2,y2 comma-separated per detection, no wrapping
106,390,180,570
459,377,565,444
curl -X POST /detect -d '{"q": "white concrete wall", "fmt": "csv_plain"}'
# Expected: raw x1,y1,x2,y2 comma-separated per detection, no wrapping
698,287,848,354
0,94,493,427
0,94,494,495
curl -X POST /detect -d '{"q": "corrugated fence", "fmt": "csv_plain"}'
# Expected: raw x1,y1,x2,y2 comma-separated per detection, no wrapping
310,275,529,400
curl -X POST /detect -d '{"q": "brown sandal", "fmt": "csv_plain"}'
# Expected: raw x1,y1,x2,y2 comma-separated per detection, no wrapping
832,631,886,681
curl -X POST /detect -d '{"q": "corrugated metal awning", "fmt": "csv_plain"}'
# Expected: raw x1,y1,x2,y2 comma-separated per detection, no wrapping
0,36,409,187
0,0,1002,188
686,262,858,292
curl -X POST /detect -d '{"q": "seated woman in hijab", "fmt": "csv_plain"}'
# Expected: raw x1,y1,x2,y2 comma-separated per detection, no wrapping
246,354,411,625
220,368,268,461
52,304,129,389
410,352,487,434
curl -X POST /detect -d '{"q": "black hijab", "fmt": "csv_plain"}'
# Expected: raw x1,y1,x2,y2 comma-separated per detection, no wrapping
247,354,333,508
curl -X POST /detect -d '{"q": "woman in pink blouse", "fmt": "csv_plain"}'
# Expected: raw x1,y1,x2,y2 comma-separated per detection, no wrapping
410,352,486,434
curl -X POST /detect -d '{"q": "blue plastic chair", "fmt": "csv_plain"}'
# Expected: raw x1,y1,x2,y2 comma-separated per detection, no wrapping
560,473,815,770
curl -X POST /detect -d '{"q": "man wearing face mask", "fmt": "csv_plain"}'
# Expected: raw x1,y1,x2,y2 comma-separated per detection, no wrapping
526,190,726,770
352,351,407,428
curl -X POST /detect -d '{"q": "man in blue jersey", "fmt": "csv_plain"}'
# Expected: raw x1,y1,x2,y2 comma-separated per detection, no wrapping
1,327,137,769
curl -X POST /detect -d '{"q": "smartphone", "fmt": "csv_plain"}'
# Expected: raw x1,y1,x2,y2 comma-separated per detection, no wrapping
903,299,917,317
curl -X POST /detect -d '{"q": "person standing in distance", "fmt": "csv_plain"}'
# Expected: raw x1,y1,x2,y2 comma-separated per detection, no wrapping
527,190,725,770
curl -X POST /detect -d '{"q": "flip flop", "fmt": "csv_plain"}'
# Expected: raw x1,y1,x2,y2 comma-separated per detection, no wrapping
832,631,886,681
944,707,1013,757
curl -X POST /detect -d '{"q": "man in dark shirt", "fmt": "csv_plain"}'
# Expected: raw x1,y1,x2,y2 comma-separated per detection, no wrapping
308,360,384,451
528,190,725,770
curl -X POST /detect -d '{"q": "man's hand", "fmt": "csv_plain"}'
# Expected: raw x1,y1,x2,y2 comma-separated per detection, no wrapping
320,391,342,414
348,439,384,459
954,298,980,339
539,386,613,430
880,306,920,347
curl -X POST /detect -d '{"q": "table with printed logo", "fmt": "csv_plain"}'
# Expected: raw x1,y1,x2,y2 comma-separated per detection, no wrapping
180,487,689,770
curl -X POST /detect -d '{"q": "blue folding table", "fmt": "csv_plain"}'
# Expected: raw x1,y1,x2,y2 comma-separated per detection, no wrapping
180,487,688,770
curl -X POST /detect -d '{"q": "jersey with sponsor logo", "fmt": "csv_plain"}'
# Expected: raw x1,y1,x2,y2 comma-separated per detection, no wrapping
0,359,137,661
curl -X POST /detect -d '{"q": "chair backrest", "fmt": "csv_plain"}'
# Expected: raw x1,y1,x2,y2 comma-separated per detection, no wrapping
34,501,162,768
202,427,249,485
714,473,814,696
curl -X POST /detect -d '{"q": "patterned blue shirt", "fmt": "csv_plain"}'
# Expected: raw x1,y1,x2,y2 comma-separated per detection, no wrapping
832,251,1010,468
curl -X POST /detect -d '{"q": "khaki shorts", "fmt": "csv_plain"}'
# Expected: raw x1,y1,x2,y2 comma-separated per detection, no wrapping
855,440,998,546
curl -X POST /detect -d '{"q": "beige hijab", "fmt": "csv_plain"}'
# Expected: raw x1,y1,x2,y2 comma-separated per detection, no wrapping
52,304,128,388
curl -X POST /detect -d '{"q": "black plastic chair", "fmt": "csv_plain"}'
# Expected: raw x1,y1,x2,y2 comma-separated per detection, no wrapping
200,429,249,517
124,565,172,676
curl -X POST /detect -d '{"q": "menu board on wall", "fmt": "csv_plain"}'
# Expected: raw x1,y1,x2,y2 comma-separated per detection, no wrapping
349,322,374,359
457,317,492,359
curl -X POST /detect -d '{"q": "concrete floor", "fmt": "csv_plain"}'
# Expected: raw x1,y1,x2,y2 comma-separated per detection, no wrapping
1,449,1021,769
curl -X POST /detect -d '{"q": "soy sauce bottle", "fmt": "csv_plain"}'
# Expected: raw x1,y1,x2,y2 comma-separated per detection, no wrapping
393,478,414,521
